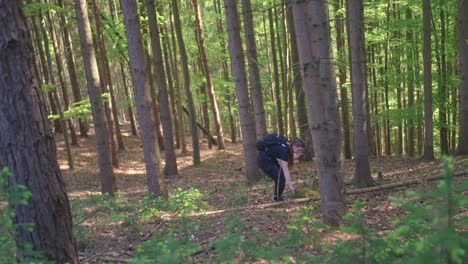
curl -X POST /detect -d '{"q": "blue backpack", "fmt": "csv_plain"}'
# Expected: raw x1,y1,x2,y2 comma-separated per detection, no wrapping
256,134,288,151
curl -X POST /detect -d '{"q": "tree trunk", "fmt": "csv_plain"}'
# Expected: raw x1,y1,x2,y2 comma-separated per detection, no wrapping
347,0,374,187
193,0,225,150
0,2,80,262
90,0,122,167
384,0,391,156
241,0,267,139
287,5,313,160
121,0,168,197
145,0,178,176
48,5,79,146
457,0,468,154
439,6,449,155
335,0,351,159
224,0,261,183
406,9,415,157
292,0,346,226
75,0,116,195
172,0,200,165
268,8,284,135
169,11,188,154
422,0,434,160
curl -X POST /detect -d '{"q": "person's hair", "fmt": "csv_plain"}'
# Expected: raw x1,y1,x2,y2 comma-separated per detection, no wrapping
288,143,294,169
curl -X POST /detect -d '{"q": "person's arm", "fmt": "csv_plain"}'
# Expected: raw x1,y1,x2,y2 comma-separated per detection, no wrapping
279,160,295,193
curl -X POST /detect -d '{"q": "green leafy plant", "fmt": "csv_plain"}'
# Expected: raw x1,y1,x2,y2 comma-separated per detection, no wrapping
167,188,207,215
131,218,201,264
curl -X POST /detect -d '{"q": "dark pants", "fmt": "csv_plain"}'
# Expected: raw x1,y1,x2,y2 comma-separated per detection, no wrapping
256,151,285,199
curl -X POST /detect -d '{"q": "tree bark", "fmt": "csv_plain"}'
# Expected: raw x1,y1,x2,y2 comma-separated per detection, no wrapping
121,0,168,197
145,0,178,176
422,0,434,160
457,0,468,155
241,0,267,139
47,8,79,147
335,0,351,159
224,0,261,183
292,0,346,226
90,0,122,167
193,0,225,150
406,9,415,157
172,0,200,165
0,2,79,262
268,8,284,135
75,0,116,195
347,0,374,187
287,5,313,160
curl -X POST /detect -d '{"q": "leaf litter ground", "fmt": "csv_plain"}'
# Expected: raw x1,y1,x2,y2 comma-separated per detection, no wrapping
54,127,468,263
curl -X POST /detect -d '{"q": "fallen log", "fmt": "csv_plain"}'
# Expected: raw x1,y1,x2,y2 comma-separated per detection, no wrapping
176,171,468,218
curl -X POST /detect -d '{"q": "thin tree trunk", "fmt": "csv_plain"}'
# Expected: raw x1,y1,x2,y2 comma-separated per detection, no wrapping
90,0,122,167
193,0,225,150
145,0,178,176
121,0,168,197
457,0,468,155
422,0,434,160
336,0,351,159
384,0,391,156
75,0,116,195
406,9,415,157
439,5,449,155
268,7,284,135
46,9,79,148
169,11,187,154
241,0,267,139
172,0,200,165
224,0,261,183
347,0,374,187
292,0,346,226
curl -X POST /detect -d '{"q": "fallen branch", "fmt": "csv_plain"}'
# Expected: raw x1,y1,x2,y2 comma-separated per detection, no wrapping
177,171,468,218
182,106,218,145
347,171,467,195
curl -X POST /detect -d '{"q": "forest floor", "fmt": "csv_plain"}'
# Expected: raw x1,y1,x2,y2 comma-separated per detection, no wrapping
55,126,468,263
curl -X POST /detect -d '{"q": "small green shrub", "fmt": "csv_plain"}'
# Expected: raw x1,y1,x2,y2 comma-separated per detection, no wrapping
168,188,207,214
131,218,201,264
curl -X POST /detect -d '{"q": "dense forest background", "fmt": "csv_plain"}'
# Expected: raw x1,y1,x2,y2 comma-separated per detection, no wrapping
0,0,467,262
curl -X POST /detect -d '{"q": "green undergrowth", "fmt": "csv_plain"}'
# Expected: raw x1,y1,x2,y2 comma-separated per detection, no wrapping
71,187,208,249
132,157,468,263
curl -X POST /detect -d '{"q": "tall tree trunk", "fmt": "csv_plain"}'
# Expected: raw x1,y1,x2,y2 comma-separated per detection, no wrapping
214,0,237,143
241,0,267,139
347,0,373,187
335,0,351,159
145,0,178,176
47,10,79,148
75,0,116,194
287,5,313,160
406,9,415,157
169,11,188,154
121,0,168,197
224,0,261,183
439,5,449,155
0,4,79,261
58,0,88,138
292,0,346,226
384,0,391,156
268,7,284,135
90,0,122,168
38,11,62,134
457,0,468,155
162,25,181,148
193,0,225,150
172,0,200,165
422,0,434,160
